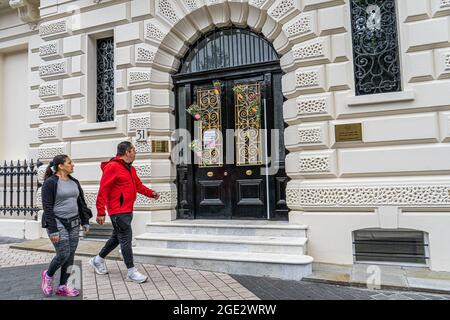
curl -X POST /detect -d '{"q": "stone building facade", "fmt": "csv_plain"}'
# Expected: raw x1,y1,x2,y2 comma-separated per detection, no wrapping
1,0,450,276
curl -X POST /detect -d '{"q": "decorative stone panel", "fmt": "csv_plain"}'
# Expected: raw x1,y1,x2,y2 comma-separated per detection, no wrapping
287,185,450,208
135,44,156,64
297,96,328,116
132,89,151,108
136,190,177,208
292,38,331,64
128,69,152,86
134,163,152,178
134,139,151,154
39,59,69,79
284,12,317,40
39,19,71,39
157,0,180,25
38,124,61,141
299,155,331,173
434,49,450,79
145,22,165,42
294,66,325,92
250,0,268,8
39,40,62,60
128,112,151,132
298,127,323,144
268,0,296,21
39,81,62,99
38,101,69,120
38,143,67,160
183,0,199,11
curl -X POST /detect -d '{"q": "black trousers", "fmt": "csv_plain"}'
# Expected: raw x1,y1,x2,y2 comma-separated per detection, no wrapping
99,213,134,269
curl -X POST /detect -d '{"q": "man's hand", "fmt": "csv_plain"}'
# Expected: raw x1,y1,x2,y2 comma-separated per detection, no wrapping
153,192,160,200
96,215,106,225
50,235,60,244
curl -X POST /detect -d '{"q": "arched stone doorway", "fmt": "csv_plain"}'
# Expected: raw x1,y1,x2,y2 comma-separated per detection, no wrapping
173,26,288,220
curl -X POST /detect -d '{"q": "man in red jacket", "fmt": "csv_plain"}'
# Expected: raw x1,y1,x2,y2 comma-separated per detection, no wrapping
89,141,159,283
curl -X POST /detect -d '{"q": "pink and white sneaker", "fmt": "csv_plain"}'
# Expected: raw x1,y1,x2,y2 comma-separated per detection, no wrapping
55,285,80,297
41,270,53,296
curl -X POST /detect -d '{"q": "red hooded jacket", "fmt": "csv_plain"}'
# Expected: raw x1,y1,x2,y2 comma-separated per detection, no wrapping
96,156,156,216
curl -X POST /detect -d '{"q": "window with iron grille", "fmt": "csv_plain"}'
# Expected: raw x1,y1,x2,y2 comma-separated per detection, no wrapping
353,229,429,265
349,0,402,95
96,37,114,122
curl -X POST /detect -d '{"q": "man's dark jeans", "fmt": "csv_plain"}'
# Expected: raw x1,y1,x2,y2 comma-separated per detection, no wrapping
99,213,134,269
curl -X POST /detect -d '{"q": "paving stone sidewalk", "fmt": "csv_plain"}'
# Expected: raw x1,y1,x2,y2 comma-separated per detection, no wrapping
1,239,450,301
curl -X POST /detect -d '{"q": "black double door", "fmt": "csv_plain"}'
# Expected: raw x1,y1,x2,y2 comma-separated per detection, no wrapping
175,68,288,221
192,75,272,219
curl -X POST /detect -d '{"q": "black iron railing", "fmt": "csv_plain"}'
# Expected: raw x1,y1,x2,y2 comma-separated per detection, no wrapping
0,159,43,219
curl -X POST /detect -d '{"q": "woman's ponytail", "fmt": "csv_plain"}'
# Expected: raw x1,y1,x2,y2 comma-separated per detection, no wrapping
43,155,69,181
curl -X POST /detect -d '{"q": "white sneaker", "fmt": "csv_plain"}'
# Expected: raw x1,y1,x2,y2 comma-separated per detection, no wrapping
89,256,108,275
127,267,148,283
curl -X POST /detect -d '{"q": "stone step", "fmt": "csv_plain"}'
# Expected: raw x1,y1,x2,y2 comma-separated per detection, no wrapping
135,233,308,255
133,247,313,281
146,220,307,238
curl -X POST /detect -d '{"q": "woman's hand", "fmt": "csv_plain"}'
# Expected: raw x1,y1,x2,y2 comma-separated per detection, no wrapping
50,234,60,244
153,192,160,200
83,225,90,234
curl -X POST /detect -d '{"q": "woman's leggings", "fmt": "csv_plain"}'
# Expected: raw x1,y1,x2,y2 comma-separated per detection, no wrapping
46,218,80,286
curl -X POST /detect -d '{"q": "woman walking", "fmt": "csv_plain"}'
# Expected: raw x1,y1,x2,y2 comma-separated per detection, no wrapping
40,154,92,297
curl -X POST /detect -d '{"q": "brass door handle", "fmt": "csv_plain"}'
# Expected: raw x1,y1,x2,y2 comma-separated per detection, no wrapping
224,171,228,176
207,171,213,177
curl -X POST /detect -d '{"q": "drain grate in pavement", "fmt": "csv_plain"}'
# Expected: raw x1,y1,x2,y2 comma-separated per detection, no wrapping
0,260,82,300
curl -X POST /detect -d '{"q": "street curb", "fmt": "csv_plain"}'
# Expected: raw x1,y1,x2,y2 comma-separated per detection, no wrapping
302,277,450,295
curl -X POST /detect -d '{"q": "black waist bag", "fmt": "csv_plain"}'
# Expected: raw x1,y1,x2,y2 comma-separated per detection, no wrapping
56,216,80,230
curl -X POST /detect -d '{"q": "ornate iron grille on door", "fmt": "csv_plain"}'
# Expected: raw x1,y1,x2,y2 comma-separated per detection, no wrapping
234,82,263,166
0,160,42,219
350,0,402,95
197,87,223,167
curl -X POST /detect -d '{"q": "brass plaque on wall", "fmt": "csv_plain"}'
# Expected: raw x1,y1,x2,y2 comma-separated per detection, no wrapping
151,140,169,153
335,123,362,142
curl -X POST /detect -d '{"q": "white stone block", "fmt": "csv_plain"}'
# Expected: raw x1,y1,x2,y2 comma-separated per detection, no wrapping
115,21,144,47
331,32,350,62
131,0,154,19
405,17,450,51
407,51,435,82
116,46,135,68
70,97,85,119
62,76,85,98
38,122,63,142
72,3,130,32
361,113,439,144
115,91,132,113
29,51,41,71
127,68,152,87
63,34,85,56
71,138,128,160
317,5,347,36
115,70,128,91
339,145,450,176
326,62,351,91
403,0,431,22
71,55,85,76
377,206,399,229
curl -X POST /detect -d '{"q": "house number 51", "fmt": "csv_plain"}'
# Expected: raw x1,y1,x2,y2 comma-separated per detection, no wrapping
136,129,148,142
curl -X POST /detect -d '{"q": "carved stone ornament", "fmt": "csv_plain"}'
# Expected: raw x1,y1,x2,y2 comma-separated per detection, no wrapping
9,0,40,28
